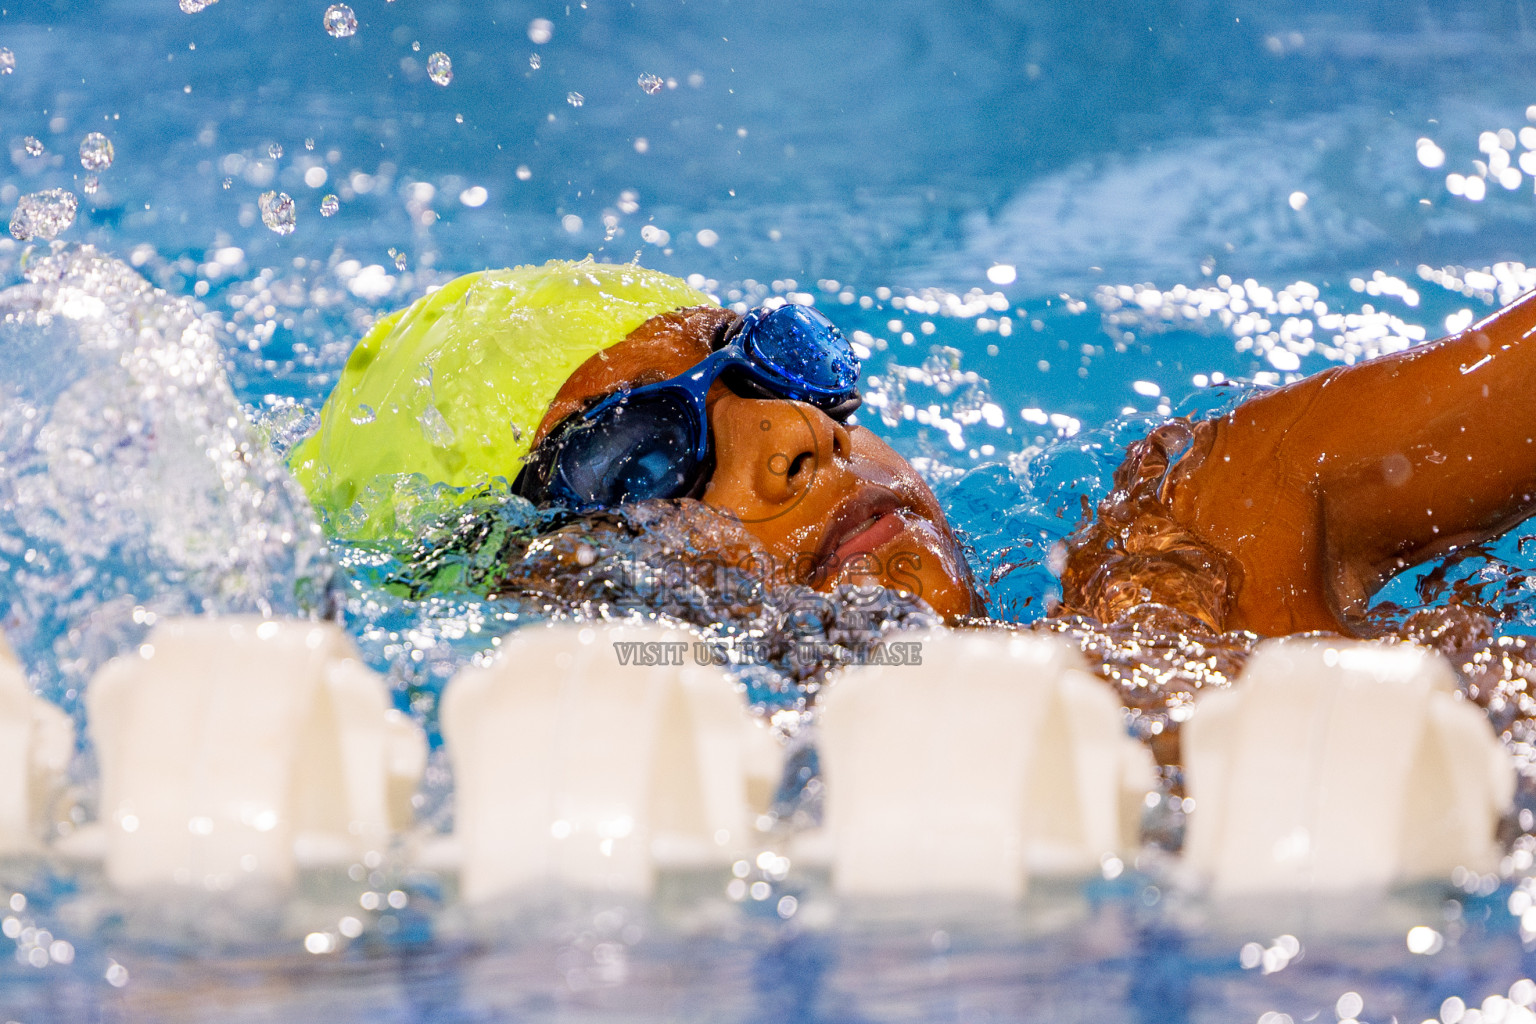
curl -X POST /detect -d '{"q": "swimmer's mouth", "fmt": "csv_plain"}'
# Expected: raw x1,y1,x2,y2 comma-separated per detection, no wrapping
811,488,907,582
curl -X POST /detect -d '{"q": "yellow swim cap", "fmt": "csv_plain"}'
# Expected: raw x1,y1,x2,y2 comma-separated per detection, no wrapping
289,259,711,541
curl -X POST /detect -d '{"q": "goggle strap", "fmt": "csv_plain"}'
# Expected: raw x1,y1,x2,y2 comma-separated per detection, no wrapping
822,393,863,421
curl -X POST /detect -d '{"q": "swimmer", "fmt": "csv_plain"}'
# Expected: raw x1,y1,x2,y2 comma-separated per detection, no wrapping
292,261,1536,765
295,259,1536,644
1061,288,1536,638
291,261,983,622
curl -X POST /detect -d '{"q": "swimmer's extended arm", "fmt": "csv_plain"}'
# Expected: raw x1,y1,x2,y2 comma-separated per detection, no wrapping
1167,289,1536,635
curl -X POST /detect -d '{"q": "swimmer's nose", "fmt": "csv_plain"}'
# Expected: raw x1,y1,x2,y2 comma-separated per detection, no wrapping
704,393,853,513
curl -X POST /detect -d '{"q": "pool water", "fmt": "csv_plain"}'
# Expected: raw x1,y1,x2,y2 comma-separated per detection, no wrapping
6,0,1536,1021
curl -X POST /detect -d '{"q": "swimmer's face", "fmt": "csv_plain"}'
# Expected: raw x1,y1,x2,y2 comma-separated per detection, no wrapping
532,307,982,621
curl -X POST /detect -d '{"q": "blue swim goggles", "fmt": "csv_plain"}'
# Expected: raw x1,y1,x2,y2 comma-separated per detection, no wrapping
512,304,861,512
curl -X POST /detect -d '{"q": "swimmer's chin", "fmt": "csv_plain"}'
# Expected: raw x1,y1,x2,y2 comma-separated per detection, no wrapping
813,512,981,622
571,498,981,621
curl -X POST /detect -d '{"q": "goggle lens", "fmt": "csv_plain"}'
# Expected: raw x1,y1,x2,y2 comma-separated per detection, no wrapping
553,391,702,507
740,304,859,401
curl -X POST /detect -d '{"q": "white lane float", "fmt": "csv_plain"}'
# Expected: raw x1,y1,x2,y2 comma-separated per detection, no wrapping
440,622,780,902
0,635,74,854
815,629,1157,898
86,616,426,891
7,614,1519,906
1183,637,1516,894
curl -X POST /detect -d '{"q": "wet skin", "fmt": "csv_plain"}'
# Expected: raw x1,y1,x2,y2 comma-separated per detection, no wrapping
533,306,983,621
1064,288,1536,637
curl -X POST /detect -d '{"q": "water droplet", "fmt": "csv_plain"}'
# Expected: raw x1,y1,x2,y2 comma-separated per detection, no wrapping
516,165,531,180
394,251,408,271
319,194,339,216
350,403,376,425
82,175,99,195
323,4,357,38
455,113,464,124
304,138,315,151
267,142,283,159
0,48,14,74
221,176,233,189
529,53,541,69
418,404,455,446
78,131,114,171
528,18,553,44
258,190,296,235
638,73,663,95
23,136,42,157
427,51,453,86
10,188,78,241
566,91,584,107
179,0,218,11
